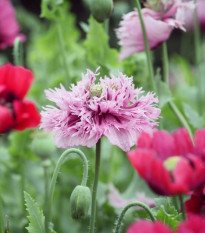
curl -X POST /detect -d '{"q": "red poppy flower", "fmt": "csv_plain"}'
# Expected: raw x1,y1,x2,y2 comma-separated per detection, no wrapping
0,0,25,49
0,63,40,133
178,214,205,233
127,220,173,233
185,187,205,216
126,215,205,233
127,129,205,195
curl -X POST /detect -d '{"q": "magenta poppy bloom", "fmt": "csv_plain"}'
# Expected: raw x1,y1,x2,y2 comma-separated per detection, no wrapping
127,215,205,233
127,128,205,195
0,0,25,49
41,69,160,152
127,220,173,233
185,0,205,29
185,187,205,216
116,0,194,60
0,64,41,133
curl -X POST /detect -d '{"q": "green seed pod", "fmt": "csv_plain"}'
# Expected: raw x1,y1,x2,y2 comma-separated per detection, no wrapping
31,133,56,159
90,0,113,23
70,185,91,220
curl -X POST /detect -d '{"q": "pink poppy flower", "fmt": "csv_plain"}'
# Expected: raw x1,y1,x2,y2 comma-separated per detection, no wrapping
116,0,194,60
107,183,155,209
0,0,26,49
178,214,205,233
0,64,41,133
127,128,205,195
127,220,173,233
127,215,205,233
185,0,205,29
41,69,160,152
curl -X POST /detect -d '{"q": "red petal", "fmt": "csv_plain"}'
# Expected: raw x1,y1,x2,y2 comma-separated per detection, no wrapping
127,220,173,233
0,105,14,133
127,149,173,195
194,129,205,158
185,188,205,216
0,63,33,99
137,131,152,149
152,130,176,160
13,100,41,130
173,128,193,156
178,214,205,233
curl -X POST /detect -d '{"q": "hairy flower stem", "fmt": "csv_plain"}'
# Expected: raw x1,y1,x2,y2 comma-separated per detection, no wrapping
193,1,203,115
162,42,194,141
89,139,101,233
13,37,23,66
179,195,186,220
162,42,169,85
46,149,89,233
43,160,50,233
194,0,201,66
114,201,155,233
57,22,70,85
135,0,156,92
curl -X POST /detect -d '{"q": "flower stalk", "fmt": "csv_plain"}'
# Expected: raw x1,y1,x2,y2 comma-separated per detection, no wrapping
114,201,155,233
89,139,101,233
46,148,89,233
179,194,186,220
162,42,193,141
135,0,156,92
57,22,70,85
13,37,23,66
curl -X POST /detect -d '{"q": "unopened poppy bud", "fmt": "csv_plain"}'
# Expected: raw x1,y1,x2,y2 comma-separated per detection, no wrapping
31,134,56,159
90,0,113,23
70,185,91,220
163,156,180,172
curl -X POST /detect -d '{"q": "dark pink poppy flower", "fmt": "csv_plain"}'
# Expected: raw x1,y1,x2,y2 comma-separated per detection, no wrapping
127,128,205,195
185,0,205,29
126,215,205,233
178,214,205,233
0,0,25,49
185,187,205,216
127,220,173,233
116,0,194,60
0,63,41,133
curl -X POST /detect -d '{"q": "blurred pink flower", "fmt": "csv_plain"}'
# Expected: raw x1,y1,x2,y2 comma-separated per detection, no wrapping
116,0,194,60
185,0,205,29
0,0,26,49
107,184,155,209
41,69,160,152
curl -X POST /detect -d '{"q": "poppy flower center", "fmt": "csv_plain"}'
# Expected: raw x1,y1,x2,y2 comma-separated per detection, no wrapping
0,87,18,115
163,156,180,172
145,0,173,12
90,85,103,97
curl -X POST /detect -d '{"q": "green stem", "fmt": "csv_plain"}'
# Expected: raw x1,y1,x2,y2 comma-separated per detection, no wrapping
57,22,70,85
135,0,156,92
179,195,186,220
193,0,201,66
43,160,51,233
114,201,155,233
89,139,101,233
13,37,23,66
46,148,88,230
161,42,193,142
168,101,193,142
162,42,169,85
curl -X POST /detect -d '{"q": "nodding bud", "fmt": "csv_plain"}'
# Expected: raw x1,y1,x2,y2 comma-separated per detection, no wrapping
90,0,113,23
31,133,56,159
70,185,91,220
